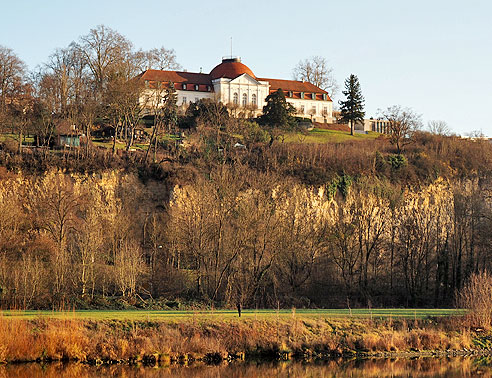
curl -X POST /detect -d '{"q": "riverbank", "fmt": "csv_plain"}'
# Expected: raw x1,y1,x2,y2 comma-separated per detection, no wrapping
0,315,490,364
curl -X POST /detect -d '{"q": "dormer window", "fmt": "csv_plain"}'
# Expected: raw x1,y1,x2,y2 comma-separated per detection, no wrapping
288,91,293,97
311,93,316,100
300,92,305,99
207,85,211,91
194,84,199,91
323,94,327,101
145,80,149,88
183,83,187,90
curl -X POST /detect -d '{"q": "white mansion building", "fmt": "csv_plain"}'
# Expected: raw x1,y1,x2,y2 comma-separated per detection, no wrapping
137,57,334,123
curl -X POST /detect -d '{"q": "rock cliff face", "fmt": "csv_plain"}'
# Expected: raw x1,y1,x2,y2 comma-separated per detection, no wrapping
168,173,492,307
169,176,488,233
0,168,490,309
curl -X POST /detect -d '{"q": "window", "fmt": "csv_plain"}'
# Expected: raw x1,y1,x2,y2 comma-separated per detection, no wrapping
300,105,305,114
311,93,316,100
233,92,239,105
183,83,187,90
207,85,211,91
242,93,248,107
194,84,199,91
182,97,187,105
288,91,293,97
322,94,327,101
251,94,257,107
322,106,328,115
145,80,149,88
300,92,305,99
311,105,316,114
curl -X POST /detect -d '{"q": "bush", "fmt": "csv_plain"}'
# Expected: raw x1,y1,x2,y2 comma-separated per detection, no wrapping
457,271,492,329
388,154,407,170
0,138,18,154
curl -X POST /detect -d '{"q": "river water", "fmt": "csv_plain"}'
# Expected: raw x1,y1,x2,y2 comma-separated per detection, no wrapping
1,357,491,377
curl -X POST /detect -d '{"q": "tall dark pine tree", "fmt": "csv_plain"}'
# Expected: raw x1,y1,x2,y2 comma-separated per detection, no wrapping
339,74,365,136
260,88,296,146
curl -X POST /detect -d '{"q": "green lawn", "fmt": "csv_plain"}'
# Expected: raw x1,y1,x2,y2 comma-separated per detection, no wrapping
0,133,34,144
92,139,149,151
0,308,465,321
284,128,381,143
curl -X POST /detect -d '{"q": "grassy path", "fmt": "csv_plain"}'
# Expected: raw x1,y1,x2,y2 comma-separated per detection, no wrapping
0,308,465,321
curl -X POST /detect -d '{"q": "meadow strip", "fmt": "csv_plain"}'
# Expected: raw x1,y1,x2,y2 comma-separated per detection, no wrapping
0,313,486,364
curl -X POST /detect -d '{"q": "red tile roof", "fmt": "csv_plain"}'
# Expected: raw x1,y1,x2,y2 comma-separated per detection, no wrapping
137,70,212,85
258,78,331,101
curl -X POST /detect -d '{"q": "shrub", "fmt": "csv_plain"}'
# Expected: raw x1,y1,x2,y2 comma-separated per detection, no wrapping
387,154,407,170
457,271,492,329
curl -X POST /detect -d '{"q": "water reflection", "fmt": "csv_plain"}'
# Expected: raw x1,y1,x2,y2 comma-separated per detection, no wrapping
1,356,491,377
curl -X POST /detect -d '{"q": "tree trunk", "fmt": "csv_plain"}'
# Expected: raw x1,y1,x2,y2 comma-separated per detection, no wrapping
18,131,22,154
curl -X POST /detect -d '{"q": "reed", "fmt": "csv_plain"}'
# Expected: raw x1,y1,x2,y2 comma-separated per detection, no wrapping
0,316,486,364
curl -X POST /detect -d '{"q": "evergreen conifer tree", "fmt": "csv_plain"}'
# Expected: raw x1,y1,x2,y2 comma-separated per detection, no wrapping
339,74,365,136
260,88,296,145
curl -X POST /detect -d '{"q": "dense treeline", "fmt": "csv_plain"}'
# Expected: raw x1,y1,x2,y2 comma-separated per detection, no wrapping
0,131,491,310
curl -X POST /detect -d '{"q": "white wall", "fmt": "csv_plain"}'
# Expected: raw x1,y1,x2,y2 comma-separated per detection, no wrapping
177,90,213,106
287,98,334,123
213,75,270,110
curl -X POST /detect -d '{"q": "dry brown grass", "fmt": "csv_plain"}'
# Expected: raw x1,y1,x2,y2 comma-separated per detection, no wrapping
0,316,485,364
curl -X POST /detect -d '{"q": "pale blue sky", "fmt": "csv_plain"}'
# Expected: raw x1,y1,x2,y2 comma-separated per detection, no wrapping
2,0,491,135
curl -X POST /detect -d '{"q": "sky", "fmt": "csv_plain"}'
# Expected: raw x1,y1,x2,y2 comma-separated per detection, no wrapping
2,0,491,136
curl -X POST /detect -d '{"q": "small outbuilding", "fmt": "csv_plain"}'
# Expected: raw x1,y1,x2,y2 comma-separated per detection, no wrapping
55,119,81,147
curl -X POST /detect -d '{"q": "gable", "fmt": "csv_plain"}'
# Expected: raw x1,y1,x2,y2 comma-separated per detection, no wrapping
229,73,264,86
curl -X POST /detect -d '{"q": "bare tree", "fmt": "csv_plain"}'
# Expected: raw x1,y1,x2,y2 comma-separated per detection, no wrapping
428,120,451,136
0,46,26,115
74,25,132,93
115,240,144,298
292,56,338,98
104,74,145,153
27,174,85,303
380,105,422,154
43,47,78,116
144,47,182,71
73,205,104,298
144,82,176,163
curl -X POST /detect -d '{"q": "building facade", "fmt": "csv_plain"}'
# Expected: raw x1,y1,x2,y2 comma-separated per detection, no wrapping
137,57,334,123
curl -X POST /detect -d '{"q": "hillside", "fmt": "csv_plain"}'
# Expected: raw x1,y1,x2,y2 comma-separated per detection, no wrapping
0,132,490,310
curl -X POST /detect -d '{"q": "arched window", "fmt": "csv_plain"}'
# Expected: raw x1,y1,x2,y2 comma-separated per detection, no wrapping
242,93,248,107
251,94,257,108
233,92,239,105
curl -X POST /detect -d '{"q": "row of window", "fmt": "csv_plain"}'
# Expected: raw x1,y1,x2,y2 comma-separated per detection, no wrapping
144,81,329,102
232,93,257,107
287,91,328,101
181,97,200,105
177,97,330,113
144,80,213,92
182,83,212,92
297,105,329,115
